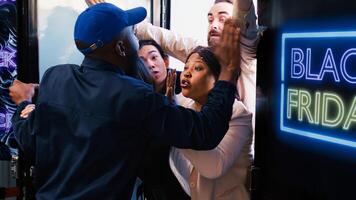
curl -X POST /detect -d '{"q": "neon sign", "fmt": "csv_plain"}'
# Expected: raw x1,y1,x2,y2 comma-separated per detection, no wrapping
0,1,17,138
280,31,356,148
0,46,16,69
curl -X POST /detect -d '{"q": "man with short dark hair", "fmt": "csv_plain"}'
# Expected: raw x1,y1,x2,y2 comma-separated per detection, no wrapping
138,39,180,94
10,3,240,199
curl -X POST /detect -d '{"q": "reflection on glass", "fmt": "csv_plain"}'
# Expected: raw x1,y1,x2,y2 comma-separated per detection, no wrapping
0,0,17,157
38,0,151,80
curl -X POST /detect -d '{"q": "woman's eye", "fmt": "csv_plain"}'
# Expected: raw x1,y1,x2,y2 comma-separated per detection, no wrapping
151,55,157,60
194,66,202,71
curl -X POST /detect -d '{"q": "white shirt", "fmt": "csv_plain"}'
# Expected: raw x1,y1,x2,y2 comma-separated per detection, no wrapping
169,94,253,200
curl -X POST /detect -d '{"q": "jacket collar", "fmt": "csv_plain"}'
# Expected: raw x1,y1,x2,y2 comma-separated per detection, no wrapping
81,57,125,75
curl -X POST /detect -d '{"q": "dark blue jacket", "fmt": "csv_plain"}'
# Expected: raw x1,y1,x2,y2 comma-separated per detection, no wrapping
12,57,236,200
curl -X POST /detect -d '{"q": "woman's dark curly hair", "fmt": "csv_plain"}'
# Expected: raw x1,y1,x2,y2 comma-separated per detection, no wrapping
186,46,221,80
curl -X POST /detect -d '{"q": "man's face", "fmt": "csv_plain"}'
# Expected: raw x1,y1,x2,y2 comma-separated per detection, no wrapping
138,44,168,87
207,2,233,47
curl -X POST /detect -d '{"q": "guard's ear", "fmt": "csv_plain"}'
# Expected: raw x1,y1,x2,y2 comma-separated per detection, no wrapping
115,40,126,57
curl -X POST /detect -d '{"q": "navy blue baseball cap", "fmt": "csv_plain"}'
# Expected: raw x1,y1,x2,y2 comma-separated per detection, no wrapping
74,3,147,55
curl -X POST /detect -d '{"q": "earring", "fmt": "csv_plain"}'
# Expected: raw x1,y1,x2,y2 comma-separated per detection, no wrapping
116,41,126,57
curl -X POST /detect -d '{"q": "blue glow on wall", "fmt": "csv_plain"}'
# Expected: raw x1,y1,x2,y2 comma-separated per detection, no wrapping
280,31,356,148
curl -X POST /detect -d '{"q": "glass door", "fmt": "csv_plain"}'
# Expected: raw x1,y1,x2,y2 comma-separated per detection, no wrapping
37,0,152,80
0,0,18,196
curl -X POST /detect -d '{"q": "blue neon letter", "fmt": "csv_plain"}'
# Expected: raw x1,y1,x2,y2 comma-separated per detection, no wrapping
319,48,340,82
291,48,305,79
340,48,356,84
306,48,319,80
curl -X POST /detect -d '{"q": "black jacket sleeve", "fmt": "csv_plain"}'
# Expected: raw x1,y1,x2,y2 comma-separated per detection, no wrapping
11,101,36,164
143,81,236,150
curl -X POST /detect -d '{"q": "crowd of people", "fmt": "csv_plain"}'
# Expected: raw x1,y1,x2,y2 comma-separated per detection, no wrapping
8,0,258,199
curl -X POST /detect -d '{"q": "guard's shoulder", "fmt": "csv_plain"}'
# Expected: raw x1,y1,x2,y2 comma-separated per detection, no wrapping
120,75,154,94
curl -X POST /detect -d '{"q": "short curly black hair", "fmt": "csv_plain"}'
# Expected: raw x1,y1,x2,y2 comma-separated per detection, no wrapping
186,46,221,80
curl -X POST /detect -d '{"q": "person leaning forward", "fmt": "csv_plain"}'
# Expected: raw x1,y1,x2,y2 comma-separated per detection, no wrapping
10,3,240,200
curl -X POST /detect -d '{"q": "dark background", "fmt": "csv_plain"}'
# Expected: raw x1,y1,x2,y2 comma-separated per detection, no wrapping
254,0,356,199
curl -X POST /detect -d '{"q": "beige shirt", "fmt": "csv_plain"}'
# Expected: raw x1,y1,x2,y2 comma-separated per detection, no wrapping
170,94,253,200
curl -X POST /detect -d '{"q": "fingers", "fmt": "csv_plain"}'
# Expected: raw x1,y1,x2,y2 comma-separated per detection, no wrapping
214,18,242,84
166,87,173,100
32,83,39,89
225,20,240,65
166,69,176,88
165,70,171,95
167,69,172,84
85,0,93,6
165,69,176,102
95,0,105,4
12,79,20,86
215,19,241,68
85,0,105,6
9,79,39,105
172,69,176,87
220,19,238,45
219,21,229,49
229,24,241,68
20,104,35,118
166,70,172,87
227,20,239,54
22,104,35,112
230,28,241,69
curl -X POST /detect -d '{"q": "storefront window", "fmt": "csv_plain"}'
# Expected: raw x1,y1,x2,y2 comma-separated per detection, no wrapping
38,0,151,79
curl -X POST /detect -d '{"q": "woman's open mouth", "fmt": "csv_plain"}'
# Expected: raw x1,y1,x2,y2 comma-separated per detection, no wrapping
181,79,190,88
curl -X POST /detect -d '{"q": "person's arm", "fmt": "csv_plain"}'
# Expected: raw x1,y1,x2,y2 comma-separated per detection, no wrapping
9,79,38,105
135,22,204,62
135,1,259,59
85,0,258,64
143,80,236,150
239,0,259,74
9,79,39,163
181,102,252,178
237,0,258,40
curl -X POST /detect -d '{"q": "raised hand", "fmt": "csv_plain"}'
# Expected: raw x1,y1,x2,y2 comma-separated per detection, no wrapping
9,79,39,105
214,19,241,84
165,68,176,103
85,0,106,6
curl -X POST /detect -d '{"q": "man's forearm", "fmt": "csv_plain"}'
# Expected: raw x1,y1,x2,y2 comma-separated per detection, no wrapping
134,22,204,62
144,81,236,150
